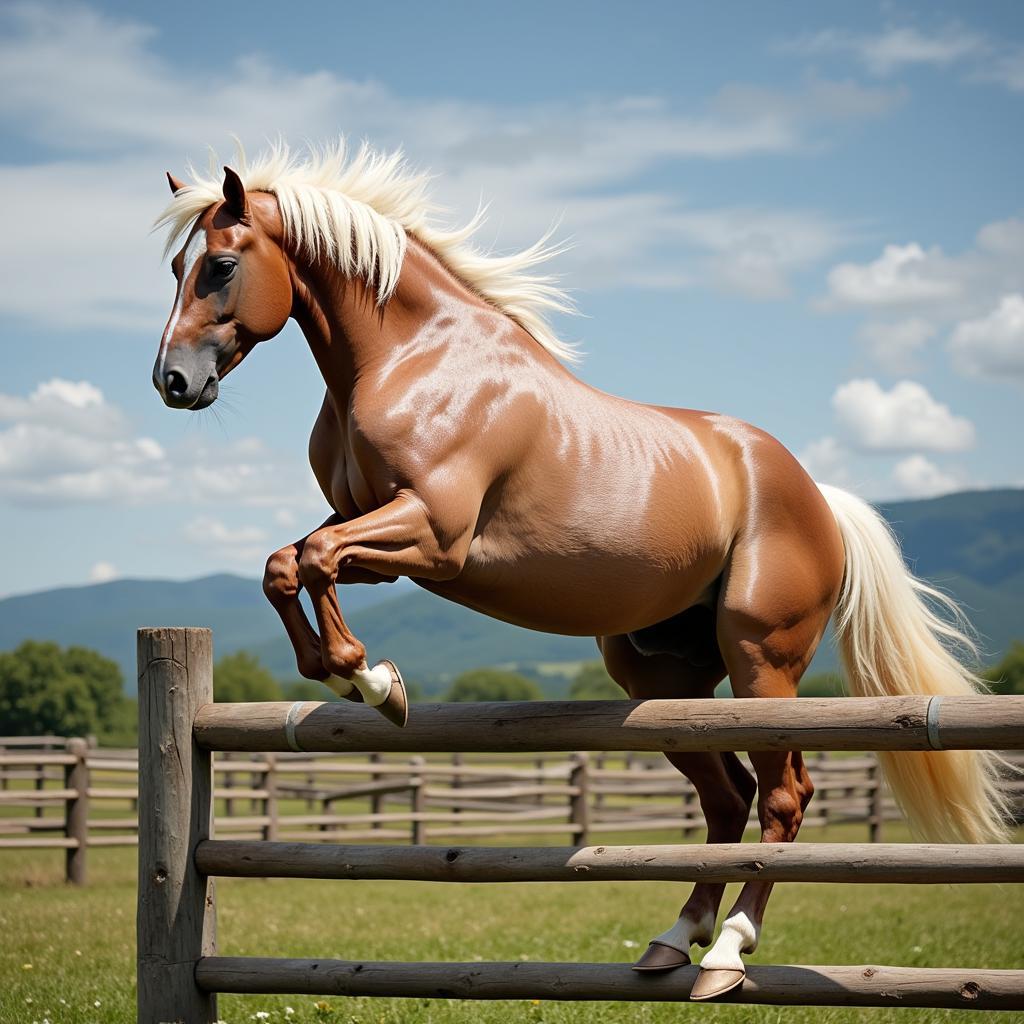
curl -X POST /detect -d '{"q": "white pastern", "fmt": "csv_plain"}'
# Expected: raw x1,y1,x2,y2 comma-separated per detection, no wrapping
351,663,393,707
699,911,759,971
650,909,716,954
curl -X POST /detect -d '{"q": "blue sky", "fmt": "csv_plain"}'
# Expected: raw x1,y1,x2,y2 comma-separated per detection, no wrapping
0,1,1022,597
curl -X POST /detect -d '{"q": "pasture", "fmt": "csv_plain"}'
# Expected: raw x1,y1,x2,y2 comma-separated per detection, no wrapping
4,823,1023,1023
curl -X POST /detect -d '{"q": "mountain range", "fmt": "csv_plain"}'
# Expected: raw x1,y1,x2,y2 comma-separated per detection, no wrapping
1,488,1021,693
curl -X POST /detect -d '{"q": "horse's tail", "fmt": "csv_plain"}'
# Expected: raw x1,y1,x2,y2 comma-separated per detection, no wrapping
817,483,1009,844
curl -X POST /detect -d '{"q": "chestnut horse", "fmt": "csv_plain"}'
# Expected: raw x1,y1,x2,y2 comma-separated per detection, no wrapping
153,142,1006,1000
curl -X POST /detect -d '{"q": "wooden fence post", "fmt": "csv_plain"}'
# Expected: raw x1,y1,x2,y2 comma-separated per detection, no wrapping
569,752,590,846
370,751,384,828
262,754,279,842
35,761,46,818
136,627,217,1024
410,756,426,844
869,756,884,843
450,752,462,817
64,737,89,885
222,755,235,818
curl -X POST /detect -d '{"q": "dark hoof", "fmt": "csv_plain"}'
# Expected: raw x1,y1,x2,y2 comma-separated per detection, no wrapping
689,968,745,1001
632,942,691,972
376,659,408,728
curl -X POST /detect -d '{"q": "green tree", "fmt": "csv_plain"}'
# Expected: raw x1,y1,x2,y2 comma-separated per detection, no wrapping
213,651,283,702
570,661,623,700
283,678,339,702
444,668,543,702
0,640,130,738
983,642,1024,695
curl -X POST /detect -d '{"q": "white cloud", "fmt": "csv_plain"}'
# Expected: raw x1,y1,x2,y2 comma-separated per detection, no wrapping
858,317,936,373
890,455,963,499
0,377,326,510
0,4,895,331
832,378,975,453
0,377,131,438
0,377,169,503
797,435,851,488
949,294,1024,382
88,561,119,583
823,219,1024,317
973,48,1024,92
820,219,1024,383
782,25,987,77
182,515,270,565
826,243,959,307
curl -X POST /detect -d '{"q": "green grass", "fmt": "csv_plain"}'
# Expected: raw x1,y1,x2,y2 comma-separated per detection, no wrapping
2,824,1023,1024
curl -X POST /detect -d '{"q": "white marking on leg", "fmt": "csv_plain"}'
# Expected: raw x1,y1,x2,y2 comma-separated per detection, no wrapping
699,911,759,971
650,909,716,954
157,227,207,380
325,675,355,698
351,663,393,707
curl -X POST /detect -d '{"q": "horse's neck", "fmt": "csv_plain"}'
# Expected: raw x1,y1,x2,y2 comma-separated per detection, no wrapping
293,238,563,406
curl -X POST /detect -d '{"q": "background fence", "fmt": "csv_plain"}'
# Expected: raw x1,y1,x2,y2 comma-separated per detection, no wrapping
4,732,1023,884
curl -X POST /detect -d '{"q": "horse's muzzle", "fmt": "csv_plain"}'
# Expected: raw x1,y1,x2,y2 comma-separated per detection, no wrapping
154,345,220,410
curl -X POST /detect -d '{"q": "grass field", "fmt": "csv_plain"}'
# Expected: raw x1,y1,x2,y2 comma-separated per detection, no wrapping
2,823,1023,1024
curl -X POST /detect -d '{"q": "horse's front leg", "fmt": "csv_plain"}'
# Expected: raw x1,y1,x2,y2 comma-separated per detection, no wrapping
263,515,343,683
297,491,472,727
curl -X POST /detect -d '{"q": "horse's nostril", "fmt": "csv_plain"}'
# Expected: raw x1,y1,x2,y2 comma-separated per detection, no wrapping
165,369,188,398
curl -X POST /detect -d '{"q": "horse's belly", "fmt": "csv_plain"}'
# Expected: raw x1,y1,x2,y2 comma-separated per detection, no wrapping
417,548,723,637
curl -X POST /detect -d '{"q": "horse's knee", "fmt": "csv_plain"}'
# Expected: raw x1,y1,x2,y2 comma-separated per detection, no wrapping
263,547,299,607
795,763,815,814
758,785,803,841
298,532,338,590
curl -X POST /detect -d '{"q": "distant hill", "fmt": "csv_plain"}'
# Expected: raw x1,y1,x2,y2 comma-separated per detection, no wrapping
0,574,406,690
0,488,1020,692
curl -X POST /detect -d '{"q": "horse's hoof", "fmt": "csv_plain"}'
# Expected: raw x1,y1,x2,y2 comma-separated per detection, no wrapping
631,941,691,972
375,659,408,728
689,967,746,1001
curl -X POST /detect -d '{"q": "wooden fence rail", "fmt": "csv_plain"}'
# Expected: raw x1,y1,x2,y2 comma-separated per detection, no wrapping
133,628,1024,1020
3,741,1022,883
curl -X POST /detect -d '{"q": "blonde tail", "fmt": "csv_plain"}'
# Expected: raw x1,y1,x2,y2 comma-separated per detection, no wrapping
818,483,1009,844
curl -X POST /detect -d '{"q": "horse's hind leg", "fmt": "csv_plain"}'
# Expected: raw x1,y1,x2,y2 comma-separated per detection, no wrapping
690,543,837,1000
597,632,756,971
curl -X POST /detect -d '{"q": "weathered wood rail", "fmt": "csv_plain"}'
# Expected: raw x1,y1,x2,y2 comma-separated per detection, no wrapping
135,628,1024,1019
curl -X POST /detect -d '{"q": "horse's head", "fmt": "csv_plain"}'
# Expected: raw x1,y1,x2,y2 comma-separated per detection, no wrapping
154,167,293,410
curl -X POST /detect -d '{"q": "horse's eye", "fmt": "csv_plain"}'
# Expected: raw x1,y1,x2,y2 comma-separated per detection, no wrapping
209,257,237,281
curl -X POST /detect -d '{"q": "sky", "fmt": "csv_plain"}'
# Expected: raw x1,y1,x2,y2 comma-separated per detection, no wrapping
0,1,1022,597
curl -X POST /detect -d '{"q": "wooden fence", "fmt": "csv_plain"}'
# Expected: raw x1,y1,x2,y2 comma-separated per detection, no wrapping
137,628,1024,1018
5,737,1022,885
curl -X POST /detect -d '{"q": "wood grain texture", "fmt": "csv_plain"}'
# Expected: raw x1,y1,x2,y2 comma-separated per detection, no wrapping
195,957,1024,1009
191,696,1024,753
194,839,1024,884
136,627,218,1024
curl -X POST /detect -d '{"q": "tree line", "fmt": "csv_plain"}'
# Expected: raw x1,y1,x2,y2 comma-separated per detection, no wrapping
2,639,1023,742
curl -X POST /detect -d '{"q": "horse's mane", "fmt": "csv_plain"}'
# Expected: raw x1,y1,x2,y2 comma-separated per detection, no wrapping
155,139,577,363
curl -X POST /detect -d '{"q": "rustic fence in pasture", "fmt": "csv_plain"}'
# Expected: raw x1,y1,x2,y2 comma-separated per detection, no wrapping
5,734,1024,886
137,628,1024,1018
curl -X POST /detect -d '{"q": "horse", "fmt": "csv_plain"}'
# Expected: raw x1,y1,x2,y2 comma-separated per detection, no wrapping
152,141,1007,1001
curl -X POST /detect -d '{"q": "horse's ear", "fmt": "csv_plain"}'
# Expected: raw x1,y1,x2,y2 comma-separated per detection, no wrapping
166,172,187,195
222,166,249,221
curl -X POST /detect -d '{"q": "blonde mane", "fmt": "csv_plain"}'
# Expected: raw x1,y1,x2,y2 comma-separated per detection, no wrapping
155,140,577,362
